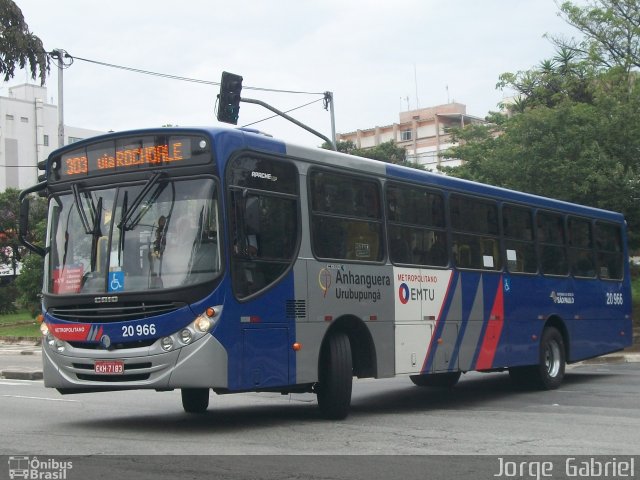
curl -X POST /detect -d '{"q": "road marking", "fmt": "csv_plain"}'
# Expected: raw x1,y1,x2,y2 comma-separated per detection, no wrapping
2,394,79,403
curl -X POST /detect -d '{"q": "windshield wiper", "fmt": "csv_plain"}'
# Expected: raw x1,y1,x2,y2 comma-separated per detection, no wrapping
89,197,103,271
71,183,93,235
118,172,164,231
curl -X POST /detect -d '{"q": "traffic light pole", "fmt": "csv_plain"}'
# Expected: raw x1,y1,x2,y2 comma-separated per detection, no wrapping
240,97,336,151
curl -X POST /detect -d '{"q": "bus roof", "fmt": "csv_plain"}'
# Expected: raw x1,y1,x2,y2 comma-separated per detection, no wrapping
50,125,625,224
278,134,625,224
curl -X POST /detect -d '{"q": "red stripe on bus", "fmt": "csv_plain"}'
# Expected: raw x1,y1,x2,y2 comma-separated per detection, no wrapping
475,278,505,370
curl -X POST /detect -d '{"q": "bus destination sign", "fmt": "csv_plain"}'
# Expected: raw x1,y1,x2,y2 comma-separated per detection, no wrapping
51,135,209,182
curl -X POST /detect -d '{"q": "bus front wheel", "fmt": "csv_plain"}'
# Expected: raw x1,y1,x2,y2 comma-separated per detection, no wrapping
317,332,353,420
181,388,210,413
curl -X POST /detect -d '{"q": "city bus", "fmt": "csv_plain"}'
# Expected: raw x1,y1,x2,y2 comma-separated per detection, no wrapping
19,126,632,419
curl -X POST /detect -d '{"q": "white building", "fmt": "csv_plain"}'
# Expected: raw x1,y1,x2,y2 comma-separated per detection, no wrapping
0,84,104,191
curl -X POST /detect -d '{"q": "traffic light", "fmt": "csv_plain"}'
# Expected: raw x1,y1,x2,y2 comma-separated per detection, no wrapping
217,71,243,124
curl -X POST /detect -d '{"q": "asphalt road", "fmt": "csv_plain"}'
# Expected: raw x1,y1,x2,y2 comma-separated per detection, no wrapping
2,345,639,480
1,357,639,456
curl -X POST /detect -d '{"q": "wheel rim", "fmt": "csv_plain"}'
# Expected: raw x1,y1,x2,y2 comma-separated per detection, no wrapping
544,339,561,378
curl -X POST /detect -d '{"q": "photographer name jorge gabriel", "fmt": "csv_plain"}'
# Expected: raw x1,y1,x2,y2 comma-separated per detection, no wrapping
495,457,635,480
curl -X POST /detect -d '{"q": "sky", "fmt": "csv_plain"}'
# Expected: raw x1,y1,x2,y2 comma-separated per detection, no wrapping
3,0,584,147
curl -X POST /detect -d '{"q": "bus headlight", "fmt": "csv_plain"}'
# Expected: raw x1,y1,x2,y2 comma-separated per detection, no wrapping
157,306,222,352
194,315,212,333
46,334,55,348
179,328,193,345
160,336,174,352
40,322,49,336
54,339,65,353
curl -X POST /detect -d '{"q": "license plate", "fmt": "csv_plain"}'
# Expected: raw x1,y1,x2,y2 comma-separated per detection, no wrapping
94,360,124,375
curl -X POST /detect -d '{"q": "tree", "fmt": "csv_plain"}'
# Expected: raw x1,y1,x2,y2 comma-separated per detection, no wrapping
445,0,640,248
322,139,423,169
552,0,640,73
445,75,640,246
0,188,22,275
0,188,47,314
0,0,49,84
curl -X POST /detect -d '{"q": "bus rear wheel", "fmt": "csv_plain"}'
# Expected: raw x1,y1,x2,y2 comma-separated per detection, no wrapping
509,327,565,390
181,388,210,413
410,371,461,388
534,327,565,389
317,332,353,420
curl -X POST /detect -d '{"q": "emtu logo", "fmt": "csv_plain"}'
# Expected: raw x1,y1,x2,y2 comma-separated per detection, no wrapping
398,283,410,304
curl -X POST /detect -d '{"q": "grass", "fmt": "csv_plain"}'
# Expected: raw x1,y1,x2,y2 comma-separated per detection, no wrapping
632,276,640,326
0,309,40,338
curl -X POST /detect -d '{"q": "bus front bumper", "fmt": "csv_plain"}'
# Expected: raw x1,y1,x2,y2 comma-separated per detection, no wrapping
41,333,228,391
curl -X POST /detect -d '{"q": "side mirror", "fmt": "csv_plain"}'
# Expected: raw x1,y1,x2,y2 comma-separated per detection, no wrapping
19,183,47,257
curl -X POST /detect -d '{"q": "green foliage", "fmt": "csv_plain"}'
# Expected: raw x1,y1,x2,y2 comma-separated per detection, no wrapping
554,0,640,73
0,188,21,274
15,253,43,316
446,0,640,249
0,0,49,84
0,189,47,312
445,91,640,246
0,284,17,314
322,139,417,167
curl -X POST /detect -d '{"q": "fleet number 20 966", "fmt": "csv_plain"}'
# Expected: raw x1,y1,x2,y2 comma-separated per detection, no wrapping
122,324,156,337
606,292,624,305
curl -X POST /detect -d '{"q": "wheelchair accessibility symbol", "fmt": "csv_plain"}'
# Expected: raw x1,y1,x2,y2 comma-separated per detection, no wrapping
108,271,125,292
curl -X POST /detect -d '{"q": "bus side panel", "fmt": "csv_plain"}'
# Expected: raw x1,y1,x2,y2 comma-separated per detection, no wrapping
212,270,296,391
566,279,631,362
498,274,632,368
298,262,396,383
423,272,508,373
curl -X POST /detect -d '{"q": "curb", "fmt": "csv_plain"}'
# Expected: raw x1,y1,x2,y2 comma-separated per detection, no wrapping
0,336,41,346
577,352,640,365
1,369,43,381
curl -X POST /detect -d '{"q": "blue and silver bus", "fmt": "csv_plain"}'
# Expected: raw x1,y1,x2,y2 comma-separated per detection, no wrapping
20,126,632,418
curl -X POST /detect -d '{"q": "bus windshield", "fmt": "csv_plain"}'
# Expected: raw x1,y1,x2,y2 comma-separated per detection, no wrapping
46,177,221,294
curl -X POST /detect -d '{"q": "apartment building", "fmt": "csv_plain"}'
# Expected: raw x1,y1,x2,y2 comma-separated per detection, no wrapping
337,102,485,170
0,84,104,191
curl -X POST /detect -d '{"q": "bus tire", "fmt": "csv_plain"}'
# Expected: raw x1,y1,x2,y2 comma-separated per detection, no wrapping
181,388,210,413
533,327,566,390
410,371,461,388
317,332,353,420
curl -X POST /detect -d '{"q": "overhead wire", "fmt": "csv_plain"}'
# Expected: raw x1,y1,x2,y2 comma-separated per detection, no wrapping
43,51,331,129
241,97,325,128
68,54,326,95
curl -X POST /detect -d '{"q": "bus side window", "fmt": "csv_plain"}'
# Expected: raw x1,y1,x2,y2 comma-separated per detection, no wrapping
568,217,595,278
310,171,383,262
502,204,537,274
595,222,623,280
386,183,447,267
537,211,568,276
450,194,500,270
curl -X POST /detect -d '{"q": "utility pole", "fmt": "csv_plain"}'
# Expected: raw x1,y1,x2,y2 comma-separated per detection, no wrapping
50,49,66,147
325,91,336,150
